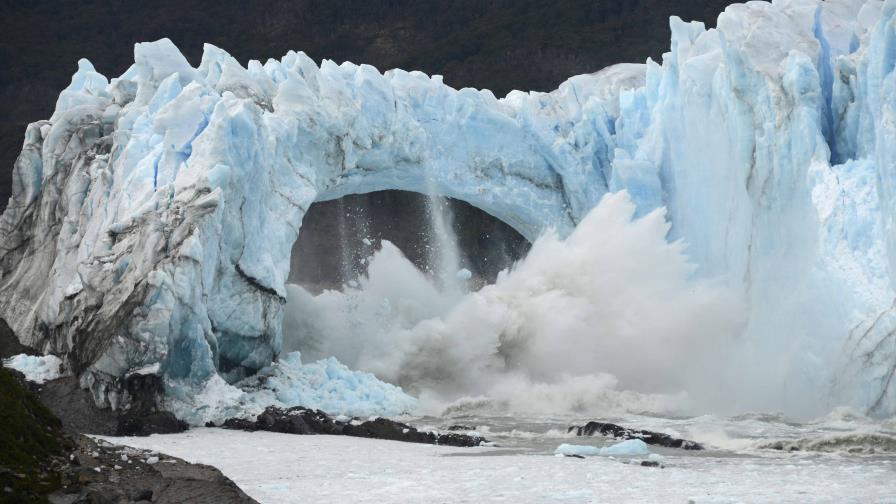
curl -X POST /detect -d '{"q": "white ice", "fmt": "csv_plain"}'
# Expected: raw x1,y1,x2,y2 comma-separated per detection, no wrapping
164,351,415,425
3,354,64,384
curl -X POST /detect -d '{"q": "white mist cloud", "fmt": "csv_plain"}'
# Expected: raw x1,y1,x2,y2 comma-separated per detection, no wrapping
283,191,746,416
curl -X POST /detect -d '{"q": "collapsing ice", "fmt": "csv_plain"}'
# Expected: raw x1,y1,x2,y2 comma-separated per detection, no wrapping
0,0,895,420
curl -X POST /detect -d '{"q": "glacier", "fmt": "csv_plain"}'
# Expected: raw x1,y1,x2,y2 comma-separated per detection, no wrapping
0,0,894,417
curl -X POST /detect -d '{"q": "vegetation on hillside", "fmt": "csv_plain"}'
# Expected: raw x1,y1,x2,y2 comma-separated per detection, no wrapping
0,366,72,503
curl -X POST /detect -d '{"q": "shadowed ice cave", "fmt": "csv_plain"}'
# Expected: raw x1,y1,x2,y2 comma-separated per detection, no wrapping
289,190,530,292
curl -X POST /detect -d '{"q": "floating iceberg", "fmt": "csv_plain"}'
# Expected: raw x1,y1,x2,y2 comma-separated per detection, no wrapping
0,0,894,417
554,439,651,457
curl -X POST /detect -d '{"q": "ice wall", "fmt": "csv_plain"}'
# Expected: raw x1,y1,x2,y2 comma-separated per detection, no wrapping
0,0,893,415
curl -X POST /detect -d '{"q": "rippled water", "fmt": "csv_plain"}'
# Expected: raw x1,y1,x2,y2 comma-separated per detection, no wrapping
403,407,896,460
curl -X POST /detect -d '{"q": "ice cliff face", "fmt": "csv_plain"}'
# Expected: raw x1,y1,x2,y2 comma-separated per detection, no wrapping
0,0,894,415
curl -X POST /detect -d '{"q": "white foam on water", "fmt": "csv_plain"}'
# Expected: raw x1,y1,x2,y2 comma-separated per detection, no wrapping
284,192,746,417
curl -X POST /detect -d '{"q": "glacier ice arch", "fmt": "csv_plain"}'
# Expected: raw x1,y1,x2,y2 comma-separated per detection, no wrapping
0,0,895,417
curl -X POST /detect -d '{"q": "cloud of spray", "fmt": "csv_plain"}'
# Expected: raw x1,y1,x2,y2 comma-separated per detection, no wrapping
284,192,746,416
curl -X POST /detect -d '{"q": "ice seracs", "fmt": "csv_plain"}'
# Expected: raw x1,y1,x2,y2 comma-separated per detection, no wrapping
0,0,894,418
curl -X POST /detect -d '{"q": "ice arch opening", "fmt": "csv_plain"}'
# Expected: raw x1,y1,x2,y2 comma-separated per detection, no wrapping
283,189,531,370
289,189,530,291
0,38,600,407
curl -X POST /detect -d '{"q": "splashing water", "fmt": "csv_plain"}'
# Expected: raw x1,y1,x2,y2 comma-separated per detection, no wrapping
424,176,467,295
283,191,749,416
335,197,355,285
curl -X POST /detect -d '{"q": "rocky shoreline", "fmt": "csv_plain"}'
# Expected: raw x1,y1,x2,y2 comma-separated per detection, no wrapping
0,365,255,504
4,322,709,503
568,421,704,450
216,406,487,447
46,435,256,504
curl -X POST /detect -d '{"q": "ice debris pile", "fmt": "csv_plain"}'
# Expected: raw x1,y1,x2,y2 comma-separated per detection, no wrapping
0,0,894,417
164,351,416,424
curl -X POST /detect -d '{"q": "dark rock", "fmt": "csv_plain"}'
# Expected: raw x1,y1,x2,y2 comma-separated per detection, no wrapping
48,493,79,504
82,487,123,504
37,377,119,436
221,406,487,447
640,460,663,468
48,436,257,504
117,411,188,437
430,432,486,448
343,417,436,444
1,364,255,503
0,317,39,359
447,424,475,432
220,417,260,431
120,374,167,414
131,488,153,501
256,406,344,435
568,421,703,450
74,467,105,484
564,454,586,459
35,373,186,437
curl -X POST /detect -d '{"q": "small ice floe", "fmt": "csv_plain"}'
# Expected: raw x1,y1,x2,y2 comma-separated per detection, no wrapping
3,354,65,383
455,268,472,280
554,439,650,457
145,456,160,465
